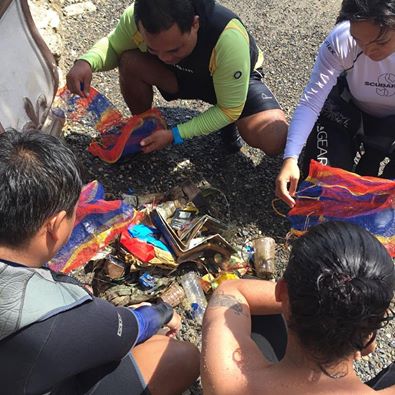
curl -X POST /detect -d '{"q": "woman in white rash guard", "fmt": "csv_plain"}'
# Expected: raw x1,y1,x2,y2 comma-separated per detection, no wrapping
276,0,395,208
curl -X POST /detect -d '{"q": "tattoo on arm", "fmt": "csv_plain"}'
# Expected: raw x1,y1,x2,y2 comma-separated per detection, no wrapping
208,291,248,317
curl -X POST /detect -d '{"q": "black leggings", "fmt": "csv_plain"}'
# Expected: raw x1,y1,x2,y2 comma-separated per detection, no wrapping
251,314,395,389
251,314,287,362
302,78,395,179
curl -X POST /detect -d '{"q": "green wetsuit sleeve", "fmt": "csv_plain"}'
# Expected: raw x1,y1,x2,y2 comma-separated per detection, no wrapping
78,5,142,72
177,19,251,139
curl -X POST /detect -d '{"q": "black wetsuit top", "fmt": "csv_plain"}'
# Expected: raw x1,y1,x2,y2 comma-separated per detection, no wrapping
0,260,172,395
167,3,259,104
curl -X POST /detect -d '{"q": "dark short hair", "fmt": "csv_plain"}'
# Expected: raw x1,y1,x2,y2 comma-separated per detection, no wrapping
0,130,82,247
134,0,215,34
284,221,394,373
337,0,395,33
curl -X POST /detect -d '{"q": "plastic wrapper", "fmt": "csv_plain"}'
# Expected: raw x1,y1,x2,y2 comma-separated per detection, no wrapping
120,223,177,268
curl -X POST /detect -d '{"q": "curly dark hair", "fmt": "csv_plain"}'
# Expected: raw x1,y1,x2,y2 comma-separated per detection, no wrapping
337,0,395,37
134,0,215,34
284,221,394,374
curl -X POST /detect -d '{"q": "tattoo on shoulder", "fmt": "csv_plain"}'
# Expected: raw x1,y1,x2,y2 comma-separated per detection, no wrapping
209,291,248,316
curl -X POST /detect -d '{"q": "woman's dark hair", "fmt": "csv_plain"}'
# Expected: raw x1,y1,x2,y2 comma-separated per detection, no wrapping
134,0,215,34
284,221,394,373
0,130,82,247
337,0,395,34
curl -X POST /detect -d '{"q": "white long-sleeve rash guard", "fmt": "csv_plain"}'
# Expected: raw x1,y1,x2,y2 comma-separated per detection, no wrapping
284,21,395,160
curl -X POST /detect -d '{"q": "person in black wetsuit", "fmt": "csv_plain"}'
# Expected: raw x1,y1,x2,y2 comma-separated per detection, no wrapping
0,130,199,395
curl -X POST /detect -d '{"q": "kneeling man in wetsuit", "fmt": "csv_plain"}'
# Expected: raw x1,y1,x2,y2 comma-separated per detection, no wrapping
66,0,287,154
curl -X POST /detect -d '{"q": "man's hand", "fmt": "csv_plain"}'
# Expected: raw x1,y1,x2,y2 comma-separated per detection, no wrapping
140,129,173,153
164,311,182,337
275,157,300,208
66,60,93,98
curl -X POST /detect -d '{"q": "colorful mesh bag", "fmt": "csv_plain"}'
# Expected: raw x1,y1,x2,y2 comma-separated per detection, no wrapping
57,86,167,163
288,160,395,257
48,181,139,273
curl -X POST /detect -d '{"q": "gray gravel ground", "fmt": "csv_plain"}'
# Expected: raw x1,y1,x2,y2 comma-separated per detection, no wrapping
60,0,395,386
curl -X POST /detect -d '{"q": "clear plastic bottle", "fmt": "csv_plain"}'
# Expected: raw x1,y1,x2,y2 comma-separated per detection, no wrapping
253,237,276,278
42,107,66,138
180,271,207,325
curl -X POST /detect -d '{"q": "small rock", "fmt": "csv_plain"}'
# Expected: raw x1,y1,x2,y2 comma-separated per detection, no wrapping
63,1,96,17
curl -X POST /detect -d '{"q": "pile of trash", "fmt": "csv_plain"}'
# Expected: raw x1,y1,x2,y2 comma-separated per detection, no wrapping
48,179,277,326
40,86,279,328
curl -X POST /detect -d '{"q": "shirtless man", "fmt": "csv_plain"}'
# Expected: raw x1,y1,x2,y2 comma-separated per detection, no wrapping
202,222,395,394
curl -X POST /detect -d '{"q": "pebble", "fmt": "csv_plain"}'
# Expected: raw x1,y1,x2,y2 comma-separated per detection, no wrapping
63,1,97,17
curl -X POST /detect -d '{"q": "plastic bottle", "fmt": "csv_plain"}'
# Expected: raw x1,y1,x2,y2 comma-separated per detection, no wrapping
180,271,207,325
252,237,276,278
42,107,66,138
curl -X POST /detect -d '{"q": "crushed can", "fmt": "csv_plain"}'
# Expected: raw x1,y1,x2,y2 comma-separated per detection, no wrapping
252,237,276,278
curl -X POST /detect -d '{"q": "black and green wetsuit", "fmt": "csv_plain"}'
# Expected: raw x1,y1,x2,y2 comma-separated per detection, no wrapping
80,2,279,139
